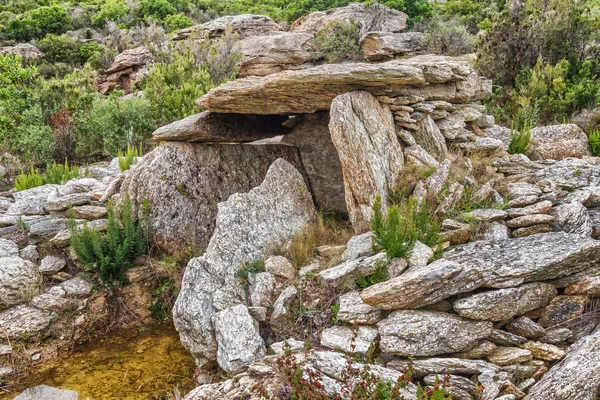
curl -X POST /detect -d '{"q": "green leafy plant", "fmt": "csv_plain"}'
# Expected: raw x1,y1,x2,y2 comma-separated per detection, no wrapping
15,167,44,191
118,144,143,171
313,19,363,63
589,129,600,156
371,196,440,259
149,277,178,320
507,124,532,155
43,159,81,184
70,195,148,285
356,260,389,289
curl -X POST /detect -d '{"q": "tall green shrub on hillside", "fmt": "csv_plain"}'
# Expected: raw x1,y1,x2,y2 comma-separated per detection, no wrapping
145,30,242,124
71,196,148,284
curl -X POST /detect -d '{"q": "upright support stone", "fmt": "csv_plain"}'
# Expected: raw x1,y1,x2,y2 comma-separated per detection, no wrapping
329,91,404,232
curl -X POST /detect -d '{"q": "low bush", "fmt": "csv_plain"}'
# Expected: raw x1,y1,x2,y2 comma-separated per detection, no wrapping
589,129,600,157
508,125,532,155
371,196,440,259
43,159,81,184
70,196,148,284
15,167,44,191
313,19,362,64
418,17,475,56
356,260,389,289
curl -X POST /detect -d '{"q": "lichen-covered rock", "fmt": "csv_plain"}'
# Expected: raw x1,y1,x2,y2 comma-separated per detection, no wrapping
487,347,532,366
96,47,152,94
198,56,491,114
337,290,382,324
537,295,588,327
290,3,408,35
121,142,303,255
452,283,557,321
529,124,591,160
214,304,266,373
0,43,44,59
551,202,593,236
173,159,315,369
152,112,290,143
38,255,66,274
174,14,285,40
506,214,555,228
361,32,423,61
0,239,18,257
14,385,79,400
329,91,404,231
0,257,42,310
320,325,378,354
238,32,317,77
319,253,388,287
524,325,600,400
361,233,600,309
387,358,499,378
377,310,492,356
0,305,54,339
520,341,565,361
506,316,546,338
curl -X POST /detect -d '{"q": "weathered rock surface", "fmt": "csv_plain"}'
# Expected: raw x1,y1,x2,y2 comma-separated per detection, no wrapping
529,124,591,160
377,310,492,356
537,295,587,327
551,202,593,236
329,91,404,231
14,385,79,400
340,232,374,261
361,233,600,309
524,325,600,400
337,290,382,324
121,142,303,254
152,112,290,143
319,253,388,287
96,47,152,94
320,325,378,354
0,257,42,310
452,283,557,321
198,56,491,114
238,32,317,77
279,112,346,214
413,115,448,160
388,358,499,378
0,43,43,59
173,159,315,369
487,347,532,366
38,256,66,274
361,32,423,61
506,316,546,338
290,3,407,35
214,304,266,373
174,14,285,40
0,305,54,339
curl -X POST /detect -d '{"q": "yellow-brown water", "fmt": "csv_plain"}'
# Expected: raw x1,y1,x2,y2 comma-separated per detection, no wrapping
2,324,196,400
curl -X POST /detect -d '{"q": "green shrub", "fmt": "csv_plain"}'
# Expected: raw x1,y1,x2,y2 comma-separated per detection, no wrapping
15,167,44,191
508,125,532,155
43,159,81,184
145,31,241,124
138,0,177,20
74,94,156,160
164,13,192,32
419,17,475,56
70,196,148,285
92,0,130,26
356,260,389,289
313,19,362,63
371,196,440,259
589,129,600,156
118,144,143,171
3,5,71,42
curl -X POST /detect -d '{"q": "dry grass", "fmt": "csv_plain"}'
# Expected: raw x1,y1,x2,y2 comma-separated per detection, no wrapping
282,213,353,270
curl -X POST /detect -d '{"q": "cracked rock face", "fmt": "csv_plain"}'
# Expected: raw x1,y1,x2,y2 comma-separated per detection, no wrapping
329,91,404,232
361,233,600,309
214,304,266,374
121,142,304,255
452,283,558,321
0,257,42,310
524,325,600,400
173,159,315,369
377,310,493,356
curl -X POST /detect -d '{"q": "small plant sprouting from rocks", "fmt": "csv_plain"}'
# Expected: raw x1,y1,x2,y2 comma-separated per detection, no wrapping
118,143,143,171
508,125,533,155
234,258,266,285
356,260,389,289
588,128,600,156
70,195,148,285
14,166,44,191
313,19,363,64
43,158,81,184
371,196,440,259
